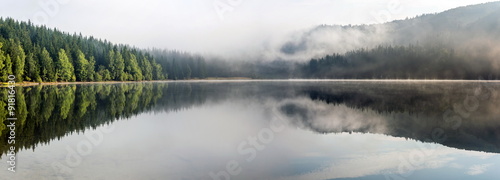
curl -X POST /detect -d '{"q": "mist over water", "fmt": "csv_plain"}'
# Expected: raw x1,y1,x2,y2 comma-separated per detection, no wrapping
1,81,499,179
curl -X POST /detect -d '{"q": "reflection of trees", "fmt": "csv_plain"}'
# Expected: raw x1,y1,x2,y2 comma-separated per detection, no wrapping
1,82,499,156
304,82,461,114
0,82,242,156
282,82,500,153
0,83,165,156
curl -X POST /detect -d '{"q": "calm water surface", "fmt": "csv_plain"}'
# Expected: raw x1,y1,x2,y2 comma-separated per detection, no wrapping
1,81,499,180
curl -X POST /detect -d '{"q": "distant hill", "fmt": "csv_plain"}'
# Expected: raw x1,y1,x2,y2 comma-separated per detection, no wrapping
278,1,500,60
275,2,500,79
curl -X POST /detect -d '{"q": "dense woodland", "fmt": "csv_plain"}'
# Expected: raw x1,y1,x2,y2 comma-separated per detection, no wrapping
274,2,500,80
2,11,500,82
0,18,227,82
297,44,500,79
0,18,170,82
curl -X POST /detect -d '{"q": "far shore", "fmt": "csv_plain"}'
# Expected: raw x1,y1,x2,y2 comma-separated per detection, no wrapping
2,78,500,87
1,77,253,87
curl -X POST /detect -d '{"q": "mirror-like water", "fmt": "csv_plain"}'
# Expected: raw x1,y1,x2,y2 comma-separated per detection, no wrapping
1,81,499,180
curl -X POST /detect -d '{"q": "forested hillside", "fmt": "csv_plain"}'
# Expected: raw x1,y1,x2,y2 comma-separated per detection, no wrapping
278,2,500,80
0,18,169,82
296,44,500,79
0,17,253,82
1,2,500,81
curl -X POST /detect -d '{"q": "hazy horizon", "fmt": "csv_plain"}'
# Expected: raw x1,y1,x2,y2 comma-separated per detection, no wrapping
0,0,496,58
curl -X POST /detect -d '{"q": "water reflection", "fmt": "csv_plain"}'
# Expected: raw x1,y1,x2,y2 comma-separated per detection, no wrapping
0,81,499,179
281,82,500,153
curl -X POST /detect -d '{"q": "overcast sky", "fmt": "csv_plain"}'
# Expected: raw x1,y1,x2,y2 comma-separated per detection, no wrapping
0,0,495,56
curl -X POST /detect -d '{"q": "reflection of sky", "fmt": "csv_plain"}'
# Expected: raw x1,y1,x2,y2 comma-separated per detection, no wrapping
279,135,499,180
1,98,498,180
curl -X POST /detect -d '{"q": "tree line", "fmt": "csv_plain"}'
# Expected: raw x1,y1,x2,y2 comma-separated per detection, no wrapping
296,44,500,79
0,18,204,82
148,44,500,80
2,17,499,81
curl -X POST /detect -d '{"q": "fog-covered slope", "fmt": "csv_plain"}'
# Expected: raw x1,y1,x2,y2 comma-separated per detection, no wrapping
275,1,500,61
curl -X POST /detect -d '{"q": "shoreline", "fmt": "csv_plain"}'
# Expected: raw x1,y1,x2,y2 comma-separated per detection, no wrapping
1,77,254,87
3,78,500,87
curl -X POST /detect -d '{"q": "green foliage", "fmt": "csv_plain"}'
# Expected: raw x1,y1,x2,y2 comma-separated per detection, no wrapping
75,50,89,81
4,55,12,80
0,18,178,82
125,53,143,81
24,53,40,82
0,42,7,81
97,65,112,81
140,56,153,80
153,62,165,80
114,51,125,81
58,86,75,119
15,87,27,125
0,18,225,82
106,50,115,76
2,82,500,157
40,48,55,82
56,49,75,82
87,56,96,81
9,39,26,82
0,90,6,136
148,49,211,80
299,45,500,79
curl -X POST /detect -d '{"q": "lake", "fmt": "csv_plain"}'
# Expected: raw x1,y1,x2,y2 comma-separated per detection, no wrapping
1,80,499,180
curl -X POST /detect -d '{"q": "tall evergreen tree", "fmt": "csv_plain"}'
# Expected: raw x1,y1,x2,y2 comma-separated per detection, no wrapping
9,39,26,82
24,52,41,82
75,50,89,81
56,49,75,82
114,51,125,81
0,42,7,81
106,50,115,75
4,55,13,80
125,53,143,81
140,56,153,80
40,48,55,82
87,56,96,81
